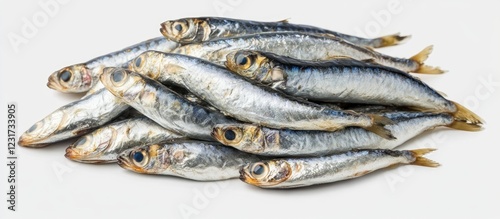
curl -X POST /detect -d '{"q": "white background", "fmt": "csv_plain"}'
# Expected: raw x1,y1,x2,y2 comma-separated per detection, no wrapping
1,0,499,218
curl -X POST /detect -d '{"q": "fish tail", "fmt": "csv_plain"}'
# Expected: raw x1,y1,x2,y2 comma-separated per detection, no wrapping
451,101,485,125
378,33,411,47
363,114,397,140
410,148,440,167
410,45,446,74
447,120,483,132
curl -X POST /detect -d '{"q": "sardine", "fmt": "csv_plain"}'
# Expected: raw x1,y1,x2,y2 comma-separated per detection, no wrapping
160,17,409,48
65,117,184,163
240,148,439,188
18,85,128,147
117,141,262,181
100,67,238,141
171,32,442,73
127,52,395,139
225,50,483,127
47,37,179,94
213,112,462,156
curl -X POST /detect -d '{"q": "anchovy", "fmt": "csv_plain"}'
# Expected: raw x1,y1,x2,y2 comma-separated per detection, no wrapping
224,50,483,127
100,67,238,141
160,17,409,48
171,32,441,73
213,112,459,156
127,52,395,139
65,117,184,163
117,141,262,181
240,148,439,188
47,37,179,94
18,84,128,147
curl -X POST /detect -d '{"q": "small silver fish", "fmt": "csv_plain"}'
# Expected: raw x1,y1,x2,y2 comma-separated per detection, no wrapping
160,17,409,48
100,67,238,141
171,32,441,73
65,117,184,163
224,50,484,127
213,112,463,156
240,148,439,188
18,84,128,147
128,52,395,139
117,141,262,181
47,37,178,94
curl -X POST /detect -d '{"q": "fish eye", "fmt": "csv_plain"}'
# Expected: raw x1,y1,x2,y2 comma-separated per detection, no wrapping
27,123,39,133
133,151,144,162
73,135,92,148
224,129,236,141
131,150,149,167
236,55,248,66
75,136,86,146
110,69,128,86
174,24,182,32
59,70,72,83
172,21,188,35
234,52,254,70
221,128,242,143
251,163,268,179
135,57,142,68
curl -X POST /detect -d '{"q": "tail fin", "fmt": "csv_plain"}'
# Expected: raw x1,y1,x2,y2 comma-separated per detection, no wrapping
410,148,440,167
447,120,483,132
378,33,411,48
451,101,485,125
364,114,397,140
410,45,446,74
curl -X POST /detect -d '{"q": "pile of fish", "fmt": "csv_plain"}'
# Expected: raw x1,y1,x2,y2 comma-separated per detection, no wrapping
20,17,484,189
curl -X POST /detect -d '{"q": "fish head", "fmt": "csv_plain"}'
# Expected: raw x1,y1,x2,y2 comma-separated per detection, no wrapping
126,51,164,80
117,144,165,174
18,110,67,147
160,18,208,43
211,124,266,153
100,67,147,102
225,50,276,84
47,63,93,93
65,126,116,163
240,160,292,188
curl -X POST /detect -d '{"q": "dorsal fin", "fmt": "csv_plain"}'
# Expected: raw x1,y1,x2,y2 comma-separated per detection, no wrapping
277,18,290,23
361,58,377,64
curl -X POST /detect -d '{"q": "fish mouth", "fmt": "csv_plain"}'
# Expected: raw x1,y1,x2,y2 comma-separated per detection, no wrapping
18,133,48,148
239,168,248,181
117,156,131,168
223,61,231,69
65,148,109,164
64,147,91,161
238,166,258,185
117,156,147,173
159,22,172,39
223,52,238,70
47,74,66,92
210,128,222,142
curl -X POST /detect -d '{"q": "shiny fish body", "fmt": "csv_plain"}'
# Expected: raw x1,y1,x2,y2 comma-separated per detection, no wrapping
65,117,184,163
171,32,435,73
100,68,238,141
18,86,128,147
213,112,453,156
117,141,262,181
47,37,179,93
240,148,438,188
226,50,453,111
128,52,393,137
160,17,409,48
